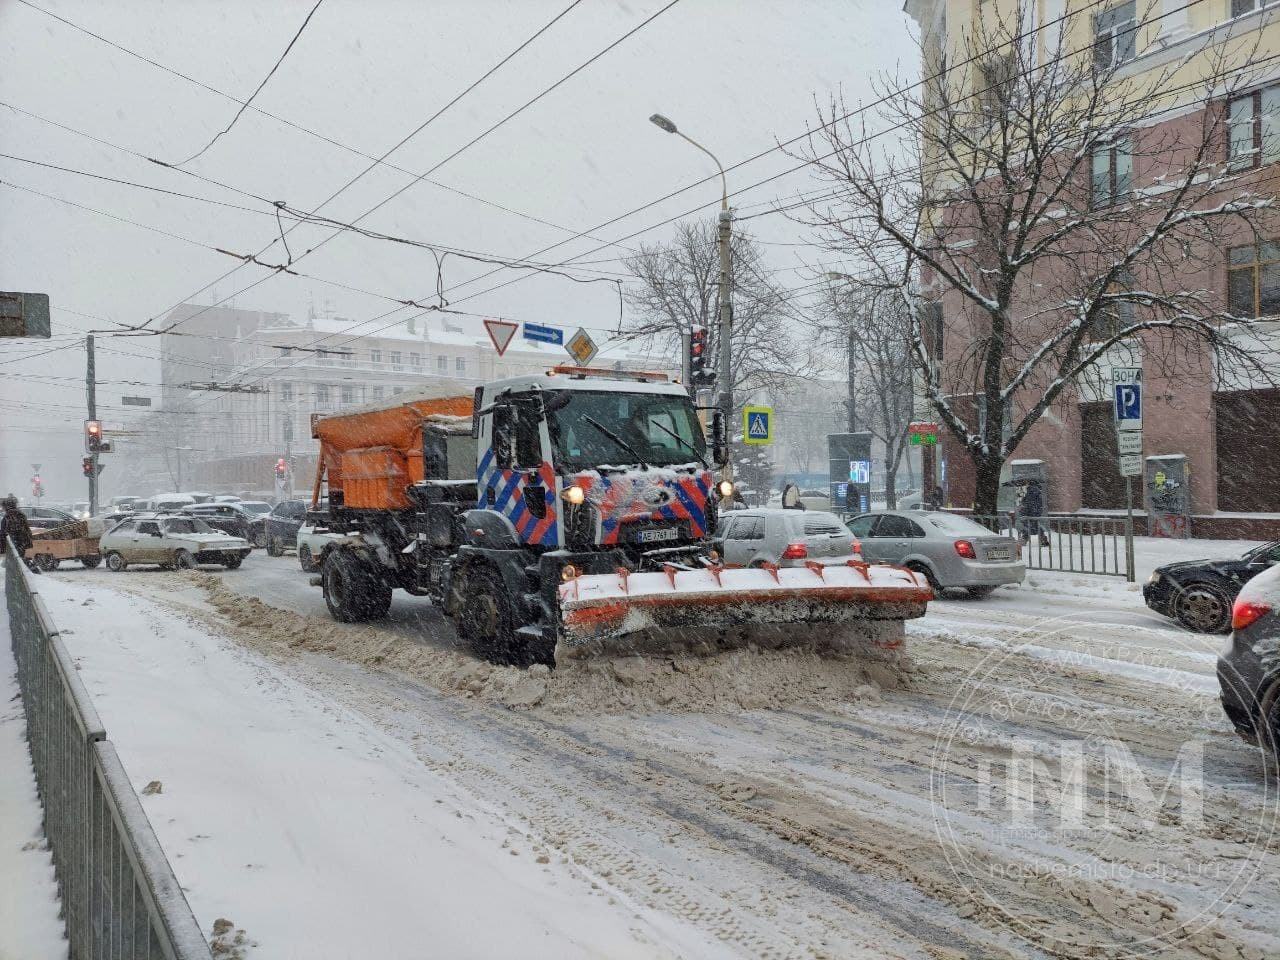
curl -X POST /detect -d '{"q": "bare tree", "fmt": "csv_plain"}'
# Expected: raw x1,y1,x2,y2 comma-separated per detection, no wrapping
793,4,1276,513
623,219,815,403
819,283,916,507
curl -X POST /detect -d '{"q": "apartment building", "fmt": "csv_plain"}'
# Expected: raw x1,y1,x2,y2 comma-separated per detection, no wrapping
905,0,1280,532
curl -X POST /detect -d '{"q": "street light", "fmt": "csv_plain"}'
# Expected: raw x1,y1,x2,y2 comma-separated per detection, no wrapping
649,112,734,485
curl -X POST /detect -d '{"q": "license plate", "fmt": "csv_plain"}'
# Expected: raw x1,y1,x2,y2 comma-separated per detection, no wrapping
986,547,1012,561
636,527,678,544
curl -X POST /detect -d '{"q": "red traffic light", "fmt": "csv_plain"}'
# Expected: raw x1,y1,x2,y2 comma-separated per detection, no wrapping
85,419,103,452
82,457,93,478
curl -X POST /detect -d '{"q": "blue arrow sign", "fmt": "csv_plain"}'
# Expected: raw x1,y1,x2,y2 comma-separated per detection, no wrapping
522,322,563,345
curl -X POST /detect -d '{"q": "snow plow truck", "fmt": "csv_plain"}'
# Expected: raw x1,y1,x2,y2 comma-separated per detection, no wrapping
308,365,931,665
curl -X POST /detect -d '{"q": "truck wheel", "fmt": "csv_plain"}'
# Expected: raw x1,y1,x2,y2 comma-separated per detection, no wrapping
266,535,284,557
323,551,391,623
36,554,59,572
81,555,102,569
174,549,196,570
457,566,519,664
105,552,127,572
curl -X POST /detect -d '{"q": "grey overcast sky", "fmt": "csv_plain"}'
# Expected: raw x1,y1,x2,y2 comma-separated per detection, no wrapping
0,0,916,498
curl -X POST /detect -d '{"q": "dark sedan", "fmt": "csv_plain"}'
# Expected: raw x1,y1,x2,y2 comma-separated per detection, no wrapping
1144,541,1280,633
261,499,308,556
1218,562,1280,759
22,505,76,530
181,502,258,542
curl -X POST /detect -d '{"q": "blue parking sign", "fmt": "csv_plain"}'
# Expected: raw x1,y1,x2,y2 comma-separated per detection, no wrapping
1114,383,1141,421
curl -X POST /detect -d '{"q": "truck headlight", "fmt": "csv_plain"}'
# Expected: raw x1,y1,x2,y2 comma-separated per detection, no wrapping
563,485,585,505
717,479,734,499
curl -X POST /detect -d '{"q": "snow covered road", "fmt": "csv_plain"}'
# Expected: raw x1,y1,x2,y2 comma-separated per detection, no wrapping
38,545,1280,959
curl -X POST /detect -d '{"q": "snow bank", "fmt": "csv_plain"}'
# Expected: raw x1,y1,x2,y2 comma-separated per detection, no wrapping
0,571,68,960
35,575,721,959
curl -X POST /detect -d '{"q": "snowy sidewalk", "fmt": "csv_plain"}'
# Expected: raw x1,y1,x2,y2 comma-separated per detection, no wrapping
0,571,68,960
35,574,726,959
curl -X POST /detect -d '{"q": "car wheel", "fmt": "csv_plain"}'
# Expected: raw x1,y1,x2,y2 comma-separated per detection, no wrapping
906,561,941,593
266,535,284,557
457,565,521,664
174,549,196,570
252,528,267,548
80,555,102,569
105,551,127,572
1172,582,1231,634
967,585,998,599
223,556,243,570
1256,679,1280,763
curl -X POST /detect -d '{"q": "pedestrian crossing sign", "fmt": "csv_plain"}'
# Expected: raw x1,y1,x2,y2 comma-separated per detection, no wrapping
743,406,772,445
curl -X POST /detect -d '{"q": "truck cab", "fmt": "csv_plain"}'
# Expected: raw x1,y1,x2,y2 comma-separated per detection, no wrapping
473,367,724,562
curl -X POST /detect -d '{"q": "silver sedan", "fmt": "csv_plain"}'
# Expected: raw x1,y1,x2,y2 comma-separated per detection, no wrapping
719,508,861,568
846,510,1024,597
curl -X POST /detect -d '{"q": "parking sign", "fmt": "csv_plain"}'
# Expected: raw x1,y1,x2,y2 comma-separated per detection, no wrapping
1111,367,1141,432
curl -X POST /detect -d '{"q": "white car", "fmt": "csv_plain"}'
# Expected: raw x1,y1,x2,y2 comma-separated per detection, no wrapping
100,515,251,571
297,517,346,572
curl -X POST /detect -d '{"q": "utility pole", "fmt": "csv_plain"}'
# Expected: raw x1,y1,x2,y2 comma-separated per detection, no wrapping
650,112,733,486
86,334,98,516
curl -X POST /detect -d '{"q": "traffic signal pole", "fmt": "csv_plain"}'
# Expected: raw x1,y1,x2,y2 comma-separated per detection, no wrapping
86,334,98,516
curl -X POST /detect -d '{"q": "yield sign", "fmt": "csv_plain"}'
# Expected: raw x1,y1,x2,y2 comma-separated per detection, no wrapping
483,318,518,356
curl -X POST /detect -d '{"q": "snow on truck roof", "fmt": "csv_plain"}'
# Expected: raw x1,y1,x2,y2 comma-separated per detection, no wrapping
486,368,687,397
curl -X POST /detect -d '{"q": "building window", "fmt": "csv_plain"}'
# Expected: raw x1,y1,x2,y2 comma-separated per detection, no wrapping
372,386,384,401
1228,241,1280,318
341,385,355,405
316,384,330,404
390,351,402,369
1228,84,1280,170
370,349,382,365
410,352,421,369
921,301,943,360
455,356,466,374
436,356,448,373
1091,138,1133,207
280,382,293,401
1232,0,1280,18
1093,2,1137,71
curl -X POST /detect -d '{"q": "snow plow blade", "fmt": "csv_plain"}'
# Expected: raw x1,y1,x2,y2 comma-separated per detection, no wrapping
555,561,932,661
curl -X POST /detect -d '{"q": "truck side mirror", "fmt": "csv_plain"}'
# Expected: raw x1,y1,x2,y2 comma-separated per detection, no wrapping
711,411,728,467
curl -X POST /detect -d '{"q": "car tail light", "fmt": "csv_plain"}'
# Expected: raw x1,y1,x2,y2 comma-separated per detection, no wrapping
781,542,808,560
1231,600,1271,631
850,539,861,555
954,540,976,559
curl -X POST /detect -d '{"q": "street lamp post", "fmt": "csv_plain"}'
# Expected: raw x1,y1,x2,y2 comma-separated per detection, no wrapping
649,113,733,483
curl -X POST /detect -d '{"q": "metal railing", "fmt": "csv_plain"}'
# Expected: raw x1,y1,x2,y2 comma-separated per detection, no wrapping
5,542,211,959
968,512,1135,580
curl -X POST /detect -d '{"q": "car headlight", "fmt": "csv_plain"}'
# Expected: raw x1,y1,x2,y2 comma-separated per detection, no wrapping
1147,572,1161,585
717,479,734,499
563,485,585,505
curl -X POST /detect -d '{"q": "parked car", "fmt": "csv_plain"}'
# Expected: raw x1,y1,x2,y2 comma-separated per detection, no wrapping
1217,561,1280,759
109,495,144,510
147,493,196,512
845,510,1024,597
260,499,309,556
1144,541,1280,634
99,515,251,571
181,502,258,541
212,494,242,503
70,501,91,520
297,515,345,572
21,505,76,530
719,508,861,568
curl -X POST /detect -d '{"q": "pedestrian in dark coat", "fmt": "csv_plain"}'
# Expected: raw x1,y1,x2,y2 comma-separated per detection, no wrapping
0,495,40,574
1016,481,1049,546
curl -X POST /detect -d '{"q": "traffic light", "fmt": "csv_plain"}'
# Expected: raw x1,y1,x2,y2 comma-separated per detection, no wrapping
85,419,103,452
275,457,288,480
689,326,711,385
83,457,93,478
31,473,43,498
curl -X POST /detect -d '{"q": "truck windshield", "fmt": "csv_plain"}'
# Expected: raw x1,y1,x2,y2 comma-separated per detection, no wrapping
544,390,706,471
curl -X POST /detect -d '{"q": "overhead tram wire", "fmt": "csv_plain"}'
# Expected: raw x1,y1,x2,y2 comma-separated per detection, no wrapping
138,0,592,336
10,0,624,249
173,0,326,166
185,0,1215,403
